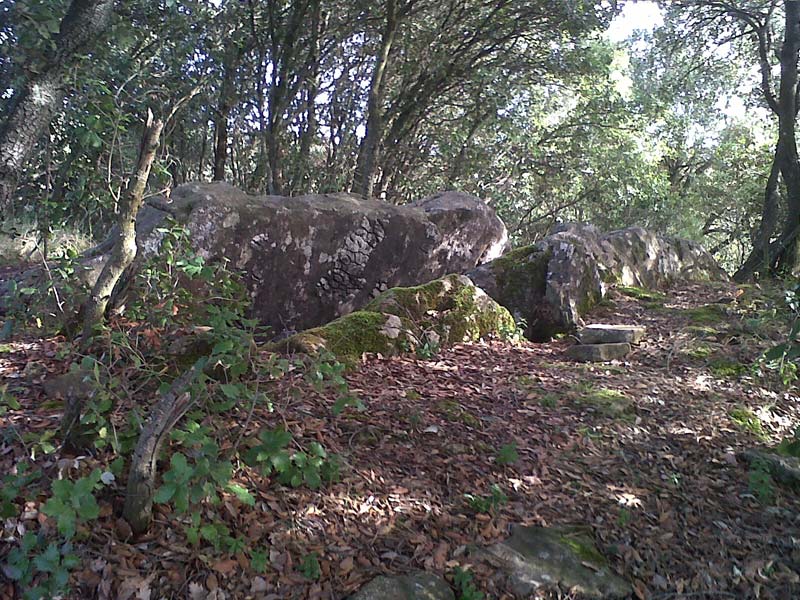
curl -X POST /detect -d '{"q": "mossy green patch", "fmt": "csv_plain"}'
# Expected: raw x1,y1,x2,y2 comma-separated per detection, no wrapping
276,275,514,362
558,530,609,567
366,274,515,344
617,286,666,302
436,400,480,427
641,300,667,311
686,325,720,338
0,343,13,353
490,245,558,340
730,407,768,441
289,311,403,362
686,304,728,325
574,385,633,417
709,357,748,378
686,344,714,360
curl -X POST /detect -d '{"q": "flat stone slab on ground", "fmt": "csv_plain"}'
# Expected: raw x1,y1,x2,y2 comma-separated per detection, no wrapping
348,572,454,600
477,525,631,599
565,343,631,362
579,324,645,344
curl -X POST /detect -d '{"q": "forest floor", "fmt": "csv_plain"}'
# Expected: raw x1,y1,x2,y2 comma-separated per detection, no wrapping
2,280,800,599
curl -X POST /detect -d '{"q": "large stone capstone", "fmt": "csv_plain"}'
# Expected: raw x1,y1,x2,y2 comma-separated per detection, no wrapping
469,223,726,340
136,183,508,335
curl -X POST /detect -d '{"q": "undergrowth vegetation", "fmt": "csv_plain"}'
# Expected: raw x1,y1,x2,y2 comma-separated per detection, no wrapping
0,224,358,598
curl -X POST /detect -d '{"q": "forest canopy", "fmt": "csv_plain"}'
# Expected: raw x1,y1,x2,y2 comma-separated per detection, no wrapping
1,0,796,277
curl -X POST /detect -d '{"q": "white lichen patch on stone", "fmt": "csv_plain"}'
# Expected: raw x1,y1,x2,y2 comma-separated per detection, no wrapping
379,314,403,339
222,212,240,228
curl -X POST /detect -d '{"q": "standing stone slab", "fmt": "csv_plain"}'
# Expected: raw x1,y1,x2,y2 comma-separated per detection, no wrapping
579,324,645,345
565,343,631,362
477,525,631,599
348,572,454,600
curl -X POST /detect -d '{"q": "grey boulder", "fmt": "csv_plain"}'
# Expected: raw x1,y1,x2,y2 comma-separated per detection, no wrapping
348,572,454,600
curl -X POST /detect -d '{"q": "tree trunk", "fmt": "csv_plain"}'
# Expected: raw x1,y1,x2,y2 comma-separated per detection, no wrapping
123,362,204,534
734,150,781,281
80,110,164,346
772,0,800,274
353,0,398,199
0,0,114,209
212,48,242,182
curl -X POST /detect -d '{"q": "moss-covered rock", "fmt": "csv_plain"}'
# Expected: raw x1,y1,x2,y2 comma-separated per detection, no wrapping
469,245,559,341
468,224,726,341
273,274,514,361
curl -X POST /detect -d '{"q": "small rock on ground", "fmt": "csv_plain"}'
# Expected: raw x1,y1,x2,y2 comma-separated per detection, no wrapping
348,571,455,600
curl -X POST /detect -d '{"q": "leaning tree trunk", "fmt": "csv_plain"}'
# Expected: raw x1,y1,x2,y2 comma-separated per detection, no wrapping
123,361,204,534
0,0,114,210
80,110,164,346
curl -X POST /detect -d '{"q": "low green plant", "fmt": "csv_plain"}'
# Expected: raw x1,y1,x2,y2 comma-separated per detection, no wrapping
748,458,775,504
41,469,105,539
249,548,269,573
0,386,21,416
453,566,485,600
154,440,243,514
3,533,81,600
416,335,441,359
538,393,558,407
300,552,321,580
0,463,40,518
496,442,519,466
777,426,800,457
464,484,507,514
243,427,339,489
760,283,800,386
307,351,363,415
498,316,528,344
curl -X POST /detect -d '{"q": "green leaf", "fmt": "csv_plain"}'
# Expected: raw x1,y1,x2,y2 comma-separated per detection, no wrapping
226,483,255,506
219,383,241,400
32,543,60,573
154,482,177,504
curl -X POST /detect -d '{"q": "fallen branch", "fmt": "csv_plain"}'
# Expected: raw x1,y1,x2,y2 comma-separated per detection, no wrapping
122,359,206,534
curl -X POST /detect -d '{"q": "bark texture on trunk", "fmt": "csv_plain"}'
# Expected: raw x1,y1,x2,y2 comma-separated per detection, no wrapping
735,0,800,278
0,0,114,209
734,151,781,281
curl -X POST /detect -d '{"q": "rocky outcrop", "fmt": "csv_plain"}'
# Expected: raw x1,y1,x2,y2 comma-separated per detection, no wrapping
469,224,726,340
134,183,507,335
274,274,515,361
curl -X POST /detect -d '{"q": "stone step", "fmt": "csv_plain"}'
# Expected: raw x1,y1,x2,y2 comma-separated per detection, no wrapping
565,342,631,362
579,324,645,345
